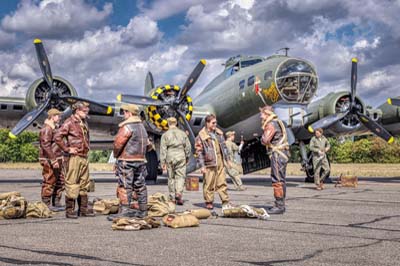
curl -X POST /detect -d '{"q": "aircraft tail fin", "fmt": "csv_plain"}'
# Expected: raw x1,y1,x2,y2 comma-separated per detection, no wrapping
144,72,155,96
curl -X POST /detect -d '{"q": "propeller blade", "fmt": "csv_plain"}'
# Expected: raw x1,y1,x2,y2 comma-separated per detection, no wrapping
350,58,357,107
59,95,113,115
177,59,207,102
176,109,196,149
145,72,155,95
117,94,166,106
34,39,54,90
308,111,349,133
9,98,51,138
356,112,394,143
387,98,400,106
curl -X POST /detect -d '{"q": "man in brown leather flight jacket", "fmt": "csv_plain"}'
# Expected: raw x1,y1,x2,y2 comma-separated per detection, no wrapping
260,106,290,214
195,114,232,210
113,103,153,218
39,108,64,210
54,101,94,218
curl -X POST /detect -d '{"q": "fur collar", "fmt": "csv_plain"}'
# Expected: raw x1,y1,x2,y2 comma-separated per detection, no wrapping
119,116,142,127
44,119,55,130
198,127,223,141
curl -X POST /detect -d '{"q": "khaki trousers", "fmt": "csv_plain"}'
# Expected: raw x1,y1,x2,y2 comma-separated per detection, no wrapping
65,155,90,199
313,156,330,185
203,157,229,204
167,159,186,199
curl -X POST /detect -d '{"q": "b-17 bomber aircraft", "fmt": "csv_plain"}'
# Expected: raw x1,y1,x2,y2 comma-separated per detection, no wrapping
1,40,400,182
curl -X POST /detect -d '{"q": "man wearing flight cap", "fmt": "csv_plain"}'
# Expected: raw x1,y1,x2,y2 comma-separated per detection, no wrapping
39,108,65,210
55,101,94,218
225,131,246,191
113,103,153,218
260,105,290,214
160,117,191,205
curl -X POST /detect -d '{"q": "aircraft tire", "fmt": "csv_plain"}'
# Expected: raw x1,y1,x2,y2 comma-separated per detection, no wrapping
145,150,158,184
304,152,332,183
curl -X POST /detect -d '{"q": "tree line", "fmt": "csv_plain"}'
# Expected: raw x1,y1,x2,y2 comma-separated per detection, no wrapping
0,129,399,163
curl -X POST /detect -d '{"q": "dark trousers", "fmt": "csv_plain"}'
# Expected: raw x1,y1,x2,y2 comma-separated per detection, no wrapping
116,160,148,208
270,150,289,202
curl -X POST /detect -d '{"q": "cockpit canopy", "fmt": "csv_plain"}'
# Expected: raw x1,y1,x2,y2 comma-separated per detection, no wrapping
224,55,264,77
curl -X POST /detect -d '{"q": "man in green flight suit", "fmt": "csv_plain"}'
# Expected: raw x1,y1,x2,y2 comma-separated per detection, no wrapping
160,117,192,205
225,131,246,191
309,128,331,190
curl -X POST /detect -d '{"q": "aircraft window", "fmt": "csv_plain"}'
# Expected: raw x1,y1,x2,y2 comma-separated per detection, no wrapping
13,105,23,111
248,75,255,87
0,104,7,110
239,80,245,90
193,117,203,126
241,59,262,68
264,71,272,81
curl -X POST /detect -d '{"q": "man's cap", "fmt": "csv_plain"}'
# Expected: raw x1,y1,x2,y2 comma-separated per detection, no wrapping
167,117,177,124
225,131,235,137
72,101,90,110
259,105,274,115
120,104,139,114
47,108,62,116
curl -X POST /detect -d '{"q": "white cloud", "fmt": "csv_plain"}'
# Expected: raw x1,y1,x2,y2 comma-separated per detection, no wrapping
353,37,380,50
0,30,16,48
122,16,163,48
1,0,112,38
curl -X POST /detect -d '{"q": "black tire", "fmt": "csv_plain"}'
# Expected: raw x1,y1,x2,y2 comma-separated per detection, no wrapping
145,150,158,184
304,152,332,183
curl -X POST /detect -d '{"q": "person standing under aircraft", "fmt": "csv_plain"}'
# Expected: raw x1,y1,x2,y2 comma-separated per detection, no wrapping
160,117,192,205
224,131,246,191
113,103,153,218
195,114,232,210
260,106,290,215
39,108,65,211
309,128,331,190
55,101,94,218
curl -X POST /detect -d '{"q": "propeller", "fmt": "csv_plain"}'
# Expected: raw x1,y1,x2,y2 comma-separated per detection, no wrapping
118,59,207,147
387,98,400,106
308,58,394,143
9,39,113,138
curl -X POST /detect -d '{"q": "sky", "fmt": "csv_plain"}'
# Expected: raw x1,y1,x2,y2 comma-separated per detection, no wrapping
0,0,399,107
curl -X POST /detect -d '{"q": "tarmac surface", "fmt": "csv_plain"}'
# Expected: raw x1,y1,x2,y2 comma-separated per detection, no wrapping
0,170,400,266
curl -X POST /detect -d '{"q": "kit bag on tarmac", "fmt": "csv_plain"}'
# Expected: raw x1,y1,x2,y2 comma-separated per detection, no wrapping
184,209,211,219
26,202,53,218
147,193,176,217
93,198,120,215
112,217,161,231
222,205,270,220
0,194,27,219
162,213,200,228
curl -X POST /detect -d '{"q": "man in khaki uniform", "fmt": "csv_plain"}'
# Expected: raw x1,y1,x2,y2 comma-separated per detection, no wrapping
195,114,232,210
225,131,246,191
309,128,330,190
160,117,191,205
55,101,94,218
39,108,64,210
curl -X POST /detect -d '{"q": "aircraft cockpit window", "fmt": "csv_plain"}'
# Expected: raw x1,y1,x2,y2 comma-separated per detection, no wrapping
264,71,272,81
241,59,262,68
248,75,255,87
275,59,318,104
1,104,7,110
226,63,240,77
239,80,245,90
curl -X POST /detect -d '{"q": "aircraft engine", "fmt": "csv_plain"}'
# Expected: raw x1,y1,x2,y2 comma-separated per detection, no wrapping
145,84,193,131
306,91,366,133
25,76,77,112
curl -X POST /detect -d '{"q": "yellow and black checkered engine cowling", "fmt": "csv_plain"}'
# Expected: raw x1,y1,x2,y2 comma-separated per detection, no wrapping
146,85,193,131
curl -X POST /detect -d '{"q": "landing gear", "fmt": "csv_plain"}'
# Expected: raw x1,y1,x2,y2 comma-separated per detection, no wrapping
145,150,158,184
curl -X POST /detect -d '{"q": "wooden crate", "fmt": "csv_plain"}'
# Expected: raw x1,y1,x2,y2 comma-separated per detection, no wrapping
185,176,199,191
335,174,358,188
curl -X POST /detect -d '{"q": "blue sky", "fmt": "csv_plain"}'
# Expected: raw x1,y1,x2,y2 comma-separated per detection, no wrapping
0,0,399,106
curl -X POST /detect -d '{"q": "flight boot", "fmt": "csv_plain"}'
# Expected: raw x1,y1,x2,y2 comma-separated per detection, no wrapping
175,193,184,205
41,196,51,207
65,197,78,219
51,195,65,212
136,203,148,218
79,195,95,217
268,198,285,215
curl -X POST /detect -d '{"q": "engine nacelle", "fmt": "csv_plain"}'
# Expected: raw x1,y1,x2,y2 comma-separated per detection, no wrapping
306,91,366,134
25,76,77,111
145,84,193,132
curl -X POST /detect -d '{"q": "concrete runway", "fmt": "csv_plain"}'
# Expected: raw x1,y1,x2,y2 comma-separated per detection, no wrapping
0,170,399,266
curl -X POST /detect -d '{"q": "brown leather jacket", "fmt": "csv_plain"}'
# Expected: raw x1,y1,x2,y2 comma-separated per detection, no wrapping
54,114,90,157
113,116,152,162
39,119,62,164
195,127,228,168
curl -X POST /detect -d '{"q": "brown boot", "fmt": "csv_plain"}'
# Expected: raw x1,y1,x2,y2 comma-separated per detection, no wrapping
65,197,78,219
42,196,51,207
79,195,95,217
175,194,184,205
